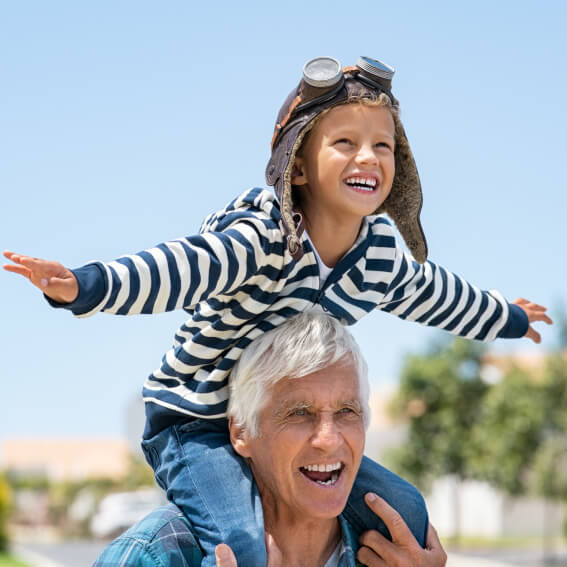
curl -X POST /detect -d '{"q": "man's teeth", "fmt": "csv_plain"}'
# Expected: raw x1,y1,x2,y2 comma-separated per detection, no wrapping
345,177,377,191
304,462,341,472
317,471,340,486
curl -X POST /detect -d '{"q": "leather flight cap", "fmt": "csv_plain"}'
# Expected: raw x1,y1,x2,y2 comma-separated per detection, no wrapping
265,59,428,264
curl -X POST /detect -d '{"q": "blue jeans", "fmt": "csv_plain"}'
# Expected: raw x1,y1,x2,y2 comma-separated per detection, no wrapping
142,419,428,567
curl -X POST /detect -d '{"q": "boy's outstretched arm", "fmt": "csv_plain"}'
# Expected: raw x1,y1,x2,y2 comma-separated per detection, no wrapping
513,297,553,344
3,250,78,304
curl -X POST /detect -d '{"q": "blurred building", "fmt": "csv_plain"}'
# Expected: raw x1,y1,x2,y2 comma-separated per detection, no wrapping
428,476,565,538
0,438,130,481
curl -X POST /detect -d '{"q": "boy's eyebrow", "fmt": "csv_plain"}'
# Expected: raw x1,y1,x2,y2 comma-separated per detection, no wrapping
325,126,395,140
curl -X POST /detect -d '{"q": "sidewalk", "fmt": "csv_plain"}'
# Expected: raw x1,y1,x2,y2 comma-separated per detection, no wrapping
448,552,518,566
13,546,64,567
15,548,519,567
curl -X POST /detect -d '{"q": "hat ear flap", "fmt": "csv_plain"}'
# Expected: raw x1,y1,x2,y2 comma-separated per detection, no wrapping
377,124,428,264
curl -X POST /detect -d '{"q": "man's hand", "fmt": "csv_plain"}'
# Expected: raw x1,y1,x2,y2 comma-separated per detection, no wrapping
215,534,283,567
215,544,237,567
3,250,78,304
514,298,553,344
357,493,447,567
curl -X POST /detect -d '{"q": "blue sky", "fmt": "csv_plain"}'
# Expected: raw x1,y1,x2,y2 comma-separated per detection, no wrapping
1,1,566,443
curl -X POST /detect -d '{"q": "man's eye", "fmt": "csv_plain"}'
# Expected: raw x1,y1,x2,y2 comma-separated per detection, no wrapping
292,408,307,416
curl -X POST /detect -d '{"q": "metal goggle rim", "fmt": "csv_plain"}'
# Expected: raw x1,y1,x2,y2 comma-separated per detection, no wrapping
271,58,396,149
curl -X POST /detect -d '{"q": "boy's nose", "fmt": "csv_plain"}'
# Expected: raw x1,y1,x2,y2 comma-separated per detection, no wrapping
355,144,378,166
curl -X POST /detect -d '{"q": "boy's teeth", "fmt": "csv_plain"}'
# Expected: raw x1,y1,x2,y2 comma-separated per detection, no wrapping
345,176,377,189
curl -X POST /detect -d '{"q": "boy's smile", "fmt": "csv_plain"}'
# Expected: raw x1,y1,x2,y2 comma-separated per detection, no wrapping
292,103,396,236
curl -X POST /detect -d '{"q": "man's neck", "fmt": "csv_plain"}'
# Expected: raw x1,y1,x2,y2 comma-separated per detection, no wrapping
265,516,341,567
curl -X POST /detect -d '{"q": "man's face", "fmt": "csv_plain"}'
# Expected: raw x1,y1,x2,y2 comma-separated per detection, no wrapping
231,356,365,522
292,103,396,229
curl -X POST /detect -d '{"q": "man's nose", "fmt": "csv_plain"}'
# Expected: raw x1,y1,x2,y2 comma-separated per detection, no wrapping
311,415,342,451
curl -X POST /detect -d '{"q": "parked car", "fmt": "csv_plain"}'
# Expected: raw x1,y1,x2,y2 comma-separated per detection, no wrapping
90,488,165,538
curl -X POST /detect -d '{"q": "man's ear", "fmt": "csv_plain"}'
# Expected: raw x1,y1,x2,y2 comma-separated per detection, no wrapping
290,157,308,186
228,417,252,458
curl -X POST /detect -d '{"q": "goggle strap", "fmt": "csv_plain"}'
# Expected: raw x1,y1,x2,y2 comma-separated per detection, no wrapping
271,95,302,150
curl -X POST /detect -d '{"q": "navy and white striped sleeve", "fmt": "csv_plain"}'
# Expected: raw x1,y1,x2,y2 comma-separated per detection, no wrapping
379,247,528,341
52,220,276,318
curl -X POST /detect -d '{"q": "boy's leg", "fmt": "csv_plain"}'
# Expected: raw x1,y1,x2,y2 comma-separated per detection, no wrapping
141,418,267,567
343,456,429,547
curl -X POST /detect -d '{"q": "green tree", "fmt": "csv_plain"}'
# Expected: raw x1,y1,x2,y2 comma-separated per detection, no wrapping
0,473,12,551
468,366,545,494
387,337,488,491
532,353,567,500
469,352,567,499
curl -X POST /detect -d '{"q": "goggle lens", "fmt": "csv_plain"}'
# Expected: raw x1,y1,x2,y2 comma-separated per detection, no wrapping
302,56,343,88
357,56,395,81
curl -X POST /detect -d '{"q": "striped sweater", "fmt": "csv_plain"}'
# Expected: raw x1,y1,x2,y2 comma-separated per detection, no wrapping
55,187,528,437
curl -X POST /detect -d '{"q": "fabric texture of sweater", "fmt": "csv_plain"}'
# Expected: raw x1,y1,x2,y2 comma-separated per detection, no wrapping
50,187,528,437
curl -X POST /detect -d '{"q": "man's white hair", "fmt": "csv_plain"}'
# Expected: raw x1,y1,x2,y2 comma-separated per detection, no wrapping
228,310,370,438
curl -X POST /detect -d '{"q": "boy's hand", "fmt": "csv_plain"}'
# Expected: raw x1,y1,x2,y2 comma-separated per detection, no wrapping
514,298,553,344
3,250,78,304
358,493,447,566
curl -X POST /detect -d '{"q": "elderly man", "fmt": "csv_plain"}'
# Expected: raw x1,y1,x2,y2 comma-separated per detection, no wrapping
93,312,446,566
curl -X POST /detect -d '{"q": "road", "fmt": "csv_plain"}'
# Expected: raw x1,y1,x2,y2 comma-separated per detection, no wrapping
13,541,567,567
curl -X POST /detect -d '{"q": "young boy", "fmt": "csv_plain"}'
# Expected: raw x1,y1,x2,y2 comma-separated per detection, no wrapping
4,56,551,566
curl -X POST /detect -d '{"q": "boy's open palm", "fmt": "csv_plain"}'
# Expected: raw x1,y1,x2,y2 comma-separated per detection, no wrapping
3,250,78,304
513,298,553,344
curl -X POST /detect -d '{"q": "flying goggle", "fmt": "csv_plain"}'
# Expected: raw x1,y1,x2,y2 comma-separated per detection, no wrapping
271,56,396,149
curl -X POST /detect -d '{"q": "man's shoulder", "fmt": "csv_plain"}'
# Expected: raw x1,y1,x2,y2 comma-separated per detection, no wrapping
93,504,203,567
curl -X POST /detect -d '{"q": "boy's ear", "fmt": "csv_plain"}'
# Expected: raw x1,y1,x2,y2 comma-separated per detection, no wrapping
228,417,252,458
291,157,308,186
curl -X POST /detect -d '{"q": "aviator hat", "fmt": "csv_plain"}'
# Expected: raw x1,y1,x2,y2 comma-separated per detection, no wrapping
266,56,427,263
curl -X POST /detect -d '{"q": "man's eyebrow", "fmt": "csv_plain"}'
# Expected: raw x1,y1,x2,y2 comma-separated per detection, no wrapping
336,399,363,413
273,400,312,419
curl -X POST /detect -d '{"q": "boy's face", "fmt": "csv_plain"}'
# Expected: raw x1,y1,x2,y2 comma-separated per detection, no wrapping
292,104,395,229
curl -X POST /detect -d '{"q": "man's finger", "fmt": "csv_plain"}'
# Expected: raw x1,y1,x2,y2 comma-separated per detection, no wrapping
357,545,388,567
359,529,396,563
426,524,448,564
215,544,237,567
265,532,284,567
364,493,414,543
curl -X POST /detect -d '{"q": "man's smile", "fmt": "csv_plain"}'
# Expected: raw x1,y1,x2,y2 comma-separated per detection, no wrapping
299,462,344,486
